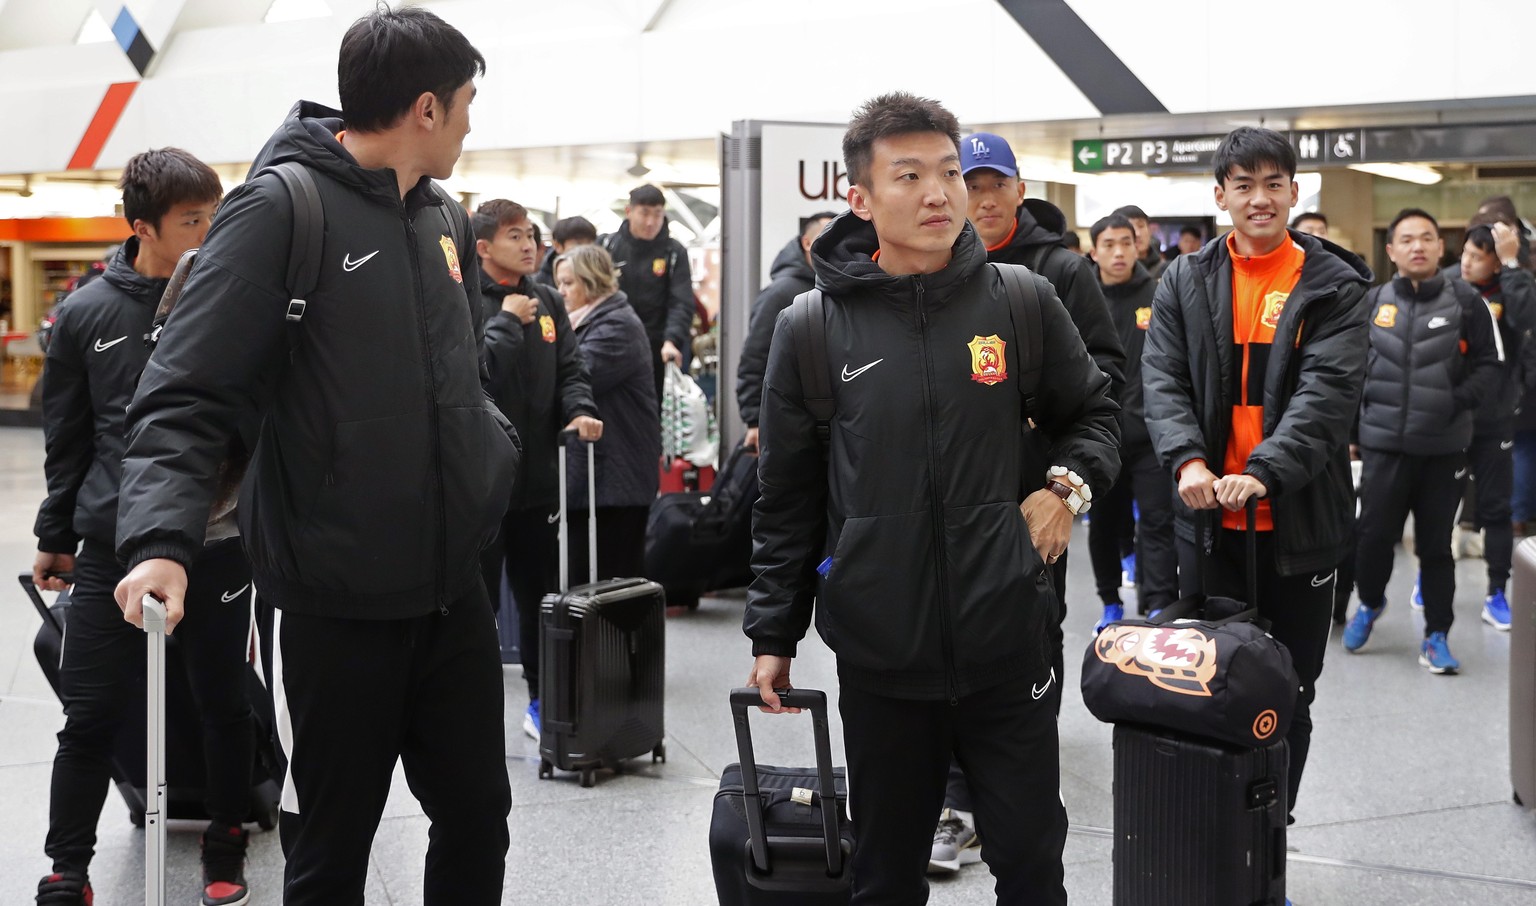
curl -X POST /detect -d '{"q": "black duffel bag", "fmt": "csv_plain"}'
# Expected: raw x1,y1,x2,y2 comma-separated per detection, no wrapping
1080,503,1300,749
710,688,853,905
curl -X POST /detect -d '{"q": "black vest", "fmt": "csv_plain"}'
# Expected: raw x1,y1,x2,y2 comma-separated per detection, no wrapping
1358,276,1472,455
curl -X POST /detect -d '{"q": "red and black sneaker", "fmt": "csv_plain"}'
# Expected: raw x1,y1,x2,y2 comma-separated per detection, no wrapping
200,824,251,906
36,871,93,905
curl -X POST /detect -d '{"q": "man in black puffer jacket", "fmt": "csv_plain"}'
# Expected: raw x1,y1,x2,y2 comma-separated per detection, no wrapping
474,198,599,741
745,93,1119,905
735,212,838,450
1344,208,1502,676
1086,214,1176,628
1145,128,1373,820
601,184,695,403
113,10,518,903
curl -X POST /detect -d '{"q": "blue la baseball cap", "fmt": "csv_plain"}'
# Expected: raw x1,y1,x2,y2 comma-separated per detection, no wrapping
960,132,1018,178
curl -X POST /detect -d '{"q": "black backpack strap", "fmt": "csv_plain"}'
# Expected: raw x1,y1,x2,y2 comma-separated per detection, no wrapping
266,161,323,325
789,289,834,452
992,263,1043,420
430,182,467,262
1029,243,1051,274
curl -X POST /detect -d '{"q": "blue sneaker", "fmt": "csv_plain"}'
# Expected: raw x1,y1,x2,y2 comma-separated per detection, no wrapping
522,699,541,741
1410,573,1424,610
1095,602,1124,634
1121,552,1136,587
1419,632,1460,674
1483,589,1512,630
1343,602,1384,652
1147,608,1162,620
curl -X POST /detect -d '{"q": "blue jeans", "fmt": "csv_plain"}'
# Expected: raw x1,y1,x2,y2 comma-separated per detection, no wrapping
1513,429,1536,522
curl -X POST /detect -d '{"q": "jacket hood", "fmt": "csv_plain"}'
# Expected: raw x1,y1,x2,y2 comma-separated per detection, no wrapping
1102,262,1153,300
1192,228,1372,291
102,237,168,307
768,235,813,283
1013,198,1070,247
810,211,988,302
246,100,439,208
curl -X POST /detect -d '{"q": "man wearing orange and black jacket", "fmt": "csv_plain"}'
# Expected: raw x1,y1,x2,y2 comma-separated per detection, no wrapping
1144,127,1373,820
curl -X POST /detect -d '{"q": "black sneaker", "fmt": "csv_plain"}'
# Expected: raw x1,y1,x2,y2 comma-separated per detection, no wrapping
36,871,93,905
200,824,251,906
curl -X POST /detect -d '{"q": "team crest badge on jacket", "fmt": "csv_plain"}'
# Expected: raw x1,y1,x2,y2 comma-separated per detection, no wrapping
1374,303,1397,328
1093,624,1218,696
967,335,1008,385
1489,301,1504,321
1135,307,1152,330
540,314,557,343
652,257,667,277
1261,291,1288,329
439,235,463,284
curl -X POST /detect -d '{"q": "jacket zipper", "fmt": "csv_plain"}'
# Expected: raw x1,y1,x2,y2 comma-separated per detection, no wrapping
916,279,960,705
405,208,450,615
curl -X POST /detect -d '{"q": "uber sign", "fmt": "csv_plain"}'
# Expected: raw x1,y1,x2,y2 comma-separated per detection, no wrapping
1074,122,1536,173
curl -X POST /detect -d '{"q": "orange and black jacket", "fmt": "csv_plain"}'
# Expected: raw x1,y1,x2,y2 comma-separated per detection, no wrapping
1143,230,1372,576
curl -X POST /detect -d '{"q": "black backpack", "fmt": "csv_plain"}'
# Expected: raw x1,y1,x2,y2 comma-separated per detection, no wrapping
788,262,1045,452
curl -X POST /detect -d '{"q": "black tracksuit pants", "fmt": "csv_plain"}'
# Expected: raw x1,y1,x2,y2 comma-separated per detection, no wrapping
1088,444,1178,615
481,504,559,699
1468,432,1515,593
841,670,1067,906
565,506,648,584
1198,528,1334,820
1355,449,1467,636
271,583,510,905
47,538,253,874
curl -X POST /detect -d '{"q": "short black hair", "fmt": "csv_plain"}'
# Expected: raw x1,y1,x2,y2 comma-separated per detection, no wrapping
628,185,665,207
1179,225,1203,239
1212,126,1296,185
800,211,839,238
1388,207,1439,241
472,199,529,242
1291,211,1327,230
1479,195,1518,223
1062,231,1081,251
337,4,485,134
1465,224,1495,256
843,92,961,189
1112,204,1148,223
552,216,598,246
118,147,223,230
1090,213,1136,246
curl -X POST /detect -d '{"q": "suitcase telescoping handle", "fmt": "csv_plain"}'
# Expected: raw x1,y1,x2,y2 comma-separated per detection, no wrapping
556,428,598,590
728,688,845,881
141,594,168,906
1191,497,1259,609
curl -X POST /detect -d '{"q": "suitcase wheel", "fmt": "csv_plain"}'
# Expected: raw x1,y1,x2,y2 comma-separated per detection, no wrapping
129,808,145,828
257,797,280,831
652,743,666,764
538,759,553,780
580,768,596,788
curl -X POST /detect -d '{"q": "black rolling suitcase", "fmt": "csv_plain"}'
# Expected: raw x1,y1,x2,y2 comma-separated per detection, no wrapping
710,688,853,905
21,573,283,830
645,439,760,607
538,432,667,788
1113,724,1287,905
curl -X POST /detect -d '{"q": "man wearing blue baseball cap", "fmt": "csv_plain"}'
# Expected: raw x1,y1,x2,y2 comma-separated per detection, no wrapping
929,132,1126,876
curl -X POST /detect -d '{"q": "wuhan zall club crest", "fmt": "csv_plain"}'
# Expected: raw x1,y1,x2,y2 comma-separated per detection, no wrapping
967,335,1007,385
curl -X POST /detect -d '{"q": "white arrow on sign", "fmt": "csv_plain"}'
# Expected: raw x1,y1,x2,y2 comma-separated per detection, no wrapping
1078,146,1098,166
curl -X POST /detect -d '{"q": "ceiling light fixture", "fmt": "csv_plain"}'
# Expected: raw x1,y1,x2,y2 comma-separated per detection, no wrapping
1346,162,1443,186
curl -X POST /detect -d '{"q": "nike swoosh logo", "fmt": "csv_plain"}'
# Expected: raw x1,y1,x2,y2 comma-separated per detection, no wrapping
1502,441,1515,451
547,512,560,524
841,359,884,382
1454,468,1468,480
342,250,380,272
1311,574,1332,588
1031,667,1056,701
220,583,250,603
94,336,127,352
1427,317,1451,329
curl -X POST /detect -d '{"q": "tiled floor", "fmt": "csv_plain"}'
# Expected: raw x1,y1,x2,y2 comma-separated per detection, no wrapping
1,425,1533,904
